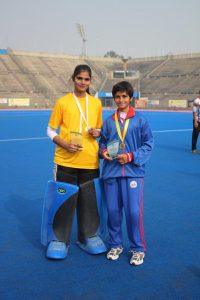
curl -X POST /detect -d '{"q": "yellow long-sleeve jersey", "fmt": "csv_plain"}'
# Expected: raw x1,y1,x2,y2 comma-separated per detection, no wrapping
48,92,102,169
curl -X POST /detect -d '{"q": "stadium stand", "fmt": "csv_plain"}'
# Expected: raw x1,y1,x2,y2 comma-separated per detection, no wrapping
0,49,200,109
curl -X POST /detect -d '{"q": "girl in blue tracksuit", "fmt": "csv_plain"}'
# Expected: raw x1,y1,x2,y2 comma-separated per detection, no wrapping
99,81,153,266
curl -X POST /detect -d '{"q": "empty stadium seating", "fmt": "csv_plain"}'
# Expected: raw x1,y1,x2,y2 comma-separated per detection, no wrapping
0,49,200,109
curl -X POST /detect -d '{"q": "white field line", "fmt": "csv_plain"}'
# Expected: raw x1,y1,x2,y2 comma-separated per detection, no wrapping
0,129,192,142
153,129,192,133
0,137,48,142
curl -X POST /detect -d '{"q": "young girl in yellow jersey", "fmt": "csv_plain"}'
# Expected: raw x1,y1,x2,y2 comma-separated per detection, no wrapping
45,65,106,259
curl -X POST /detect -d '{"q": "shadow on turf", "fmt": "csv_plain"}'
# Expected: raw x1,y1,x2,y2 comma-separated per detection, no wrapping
4,194,42,249
188,266,200,278
4,194,83,250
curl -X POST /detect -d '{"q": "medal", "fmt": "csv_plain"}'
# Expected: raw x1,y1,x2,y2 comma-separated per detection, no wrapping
120,142,125,149
114,112,129,151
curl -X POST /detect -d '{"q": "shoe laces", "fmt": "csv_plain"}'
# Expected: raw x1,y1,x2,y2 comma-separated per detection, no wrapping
130,251,143,259
109,247,122,255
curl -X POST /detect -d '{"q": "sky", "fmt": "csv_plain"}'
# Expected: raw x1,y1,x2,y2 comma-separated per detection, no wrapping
0,0,200,58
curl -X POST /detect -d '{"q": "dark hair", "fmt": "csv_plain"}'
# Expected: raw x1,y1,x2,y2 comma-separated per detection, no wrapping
72,64,92,94
112,81,134,98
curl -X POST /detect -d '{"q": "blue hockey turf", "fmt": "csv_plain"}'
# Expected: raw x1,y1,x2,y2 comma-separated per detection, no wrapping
0,110,200,300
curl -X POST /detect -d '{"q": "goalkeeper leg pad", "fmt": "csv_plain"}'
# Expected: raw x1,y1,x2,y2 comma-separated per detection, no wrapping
41,180,79,247
76,178,107,254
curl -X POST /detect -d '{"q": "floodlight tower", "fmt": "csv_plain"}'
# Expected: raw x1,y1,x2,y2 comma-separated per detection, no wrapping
122,58,128,77
76,23,87,57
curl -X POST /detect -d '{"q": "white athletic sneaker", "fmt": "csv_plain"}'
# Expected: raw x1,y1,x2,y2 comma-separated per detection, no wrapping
107,247,123,260
130,251,145,266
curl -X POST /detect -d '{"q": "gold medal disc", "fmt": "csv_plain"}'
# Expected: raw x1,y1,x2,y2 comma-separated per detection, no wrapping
120,142,125,149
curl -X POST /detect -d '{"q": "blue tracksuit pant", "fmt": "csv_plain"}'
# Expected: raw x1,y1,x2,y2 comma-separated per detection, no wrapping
104,177,146,252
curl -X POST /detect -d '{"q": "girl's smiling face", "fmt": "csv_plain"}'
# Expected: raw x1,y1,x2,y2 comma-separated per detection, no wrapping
114,91,132,112
73,71,91,96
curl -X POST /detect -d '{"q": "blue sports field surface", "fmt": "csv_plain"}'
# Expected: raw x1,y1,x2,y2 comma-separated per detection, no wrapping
0,110,200,300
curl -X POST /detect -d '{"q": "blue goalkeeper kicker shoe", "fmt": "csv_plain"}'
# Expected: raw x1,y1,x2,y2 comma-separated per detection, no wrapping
46,241,68,259
77,235,107,254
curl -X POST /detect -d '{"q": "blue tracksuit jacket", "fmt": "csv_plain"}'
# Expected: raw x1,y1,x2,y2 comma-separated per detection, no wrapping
99,107,154,179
